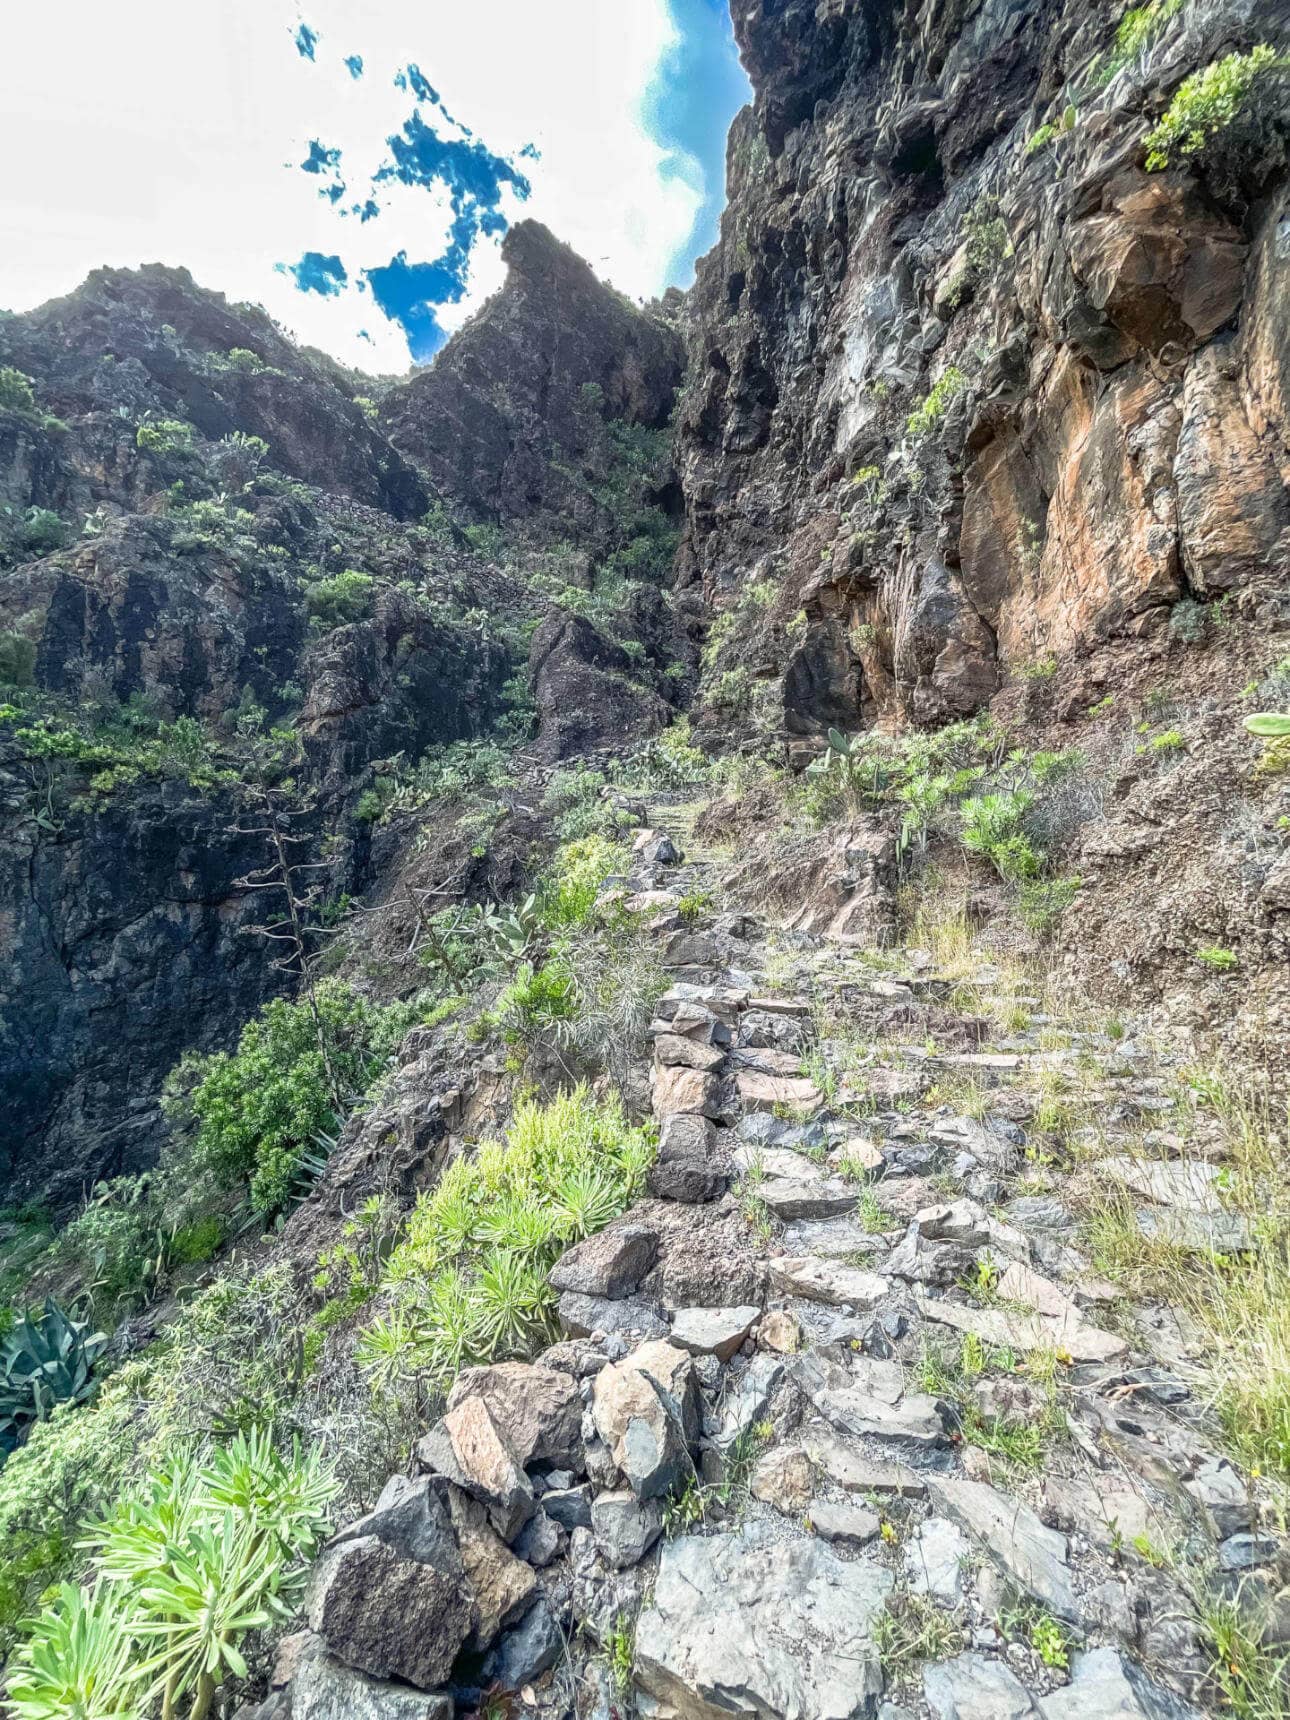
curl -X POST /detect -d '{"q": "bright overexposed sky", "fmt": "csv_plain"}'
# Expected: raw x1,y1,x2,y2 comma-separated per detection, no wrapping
0,0,748,373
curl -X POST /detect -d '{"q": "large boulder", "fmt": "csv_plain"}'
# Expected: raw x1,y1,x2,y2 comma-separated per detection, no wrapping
635,1523,893,1720
591,1339,698,1500
305,1537,471,1689
447,1361,583,1469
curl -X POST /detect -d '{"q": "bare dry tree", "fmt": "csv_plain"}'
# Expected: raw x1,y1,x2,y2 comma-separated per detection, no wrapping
229,727,346,1111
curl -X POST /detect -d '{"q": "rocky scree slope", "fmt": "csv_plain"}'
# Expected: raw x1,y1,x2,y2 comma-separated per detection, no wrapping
0,226,686,1204
241,806,1289,1720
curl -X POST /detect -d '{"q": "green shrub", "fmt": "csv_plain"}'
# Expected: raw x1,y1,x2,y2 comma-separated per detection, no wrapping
0,1388,134,1653
1145,46,1281,170
1019,875,1082,933
494,959,578,1044
1169,596,1207,643
538,834,622,928
304,567,374,631
8,1429,336,1720
1195,945,1238,972
59,1176,167,1316
167,1213,228,1267
1099,0,1184,81
907,365,968,438
163,980,421,1217
222,345,265,371
15,506,67,557
359,1088,653,1390
960,790,1042,880
135,416,195,456
0,366,38,415
0,631,36,687
544,764,620,840
621,717,710,789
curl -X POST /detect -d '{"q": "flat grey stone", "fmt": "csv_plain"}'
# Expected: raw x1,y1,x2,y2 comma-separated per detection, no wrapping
1134,1206,1252,1253
914,1291,1126,1363
761,1179,859,1221
770,1256,890,1309
905,1517,969,1606
801,1426,927,1498
924,1653,1036,1719
807,1500,881,1545
1097,1157,1223,1214
670,1304,760,1362
636,1522,893,1720
1039,1647,1203,1717
930,1478,1079,1624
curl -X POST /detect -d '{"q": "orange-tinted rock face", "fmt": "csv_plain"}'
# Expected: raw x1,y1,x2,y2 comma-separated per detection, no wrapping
679,1,1290,740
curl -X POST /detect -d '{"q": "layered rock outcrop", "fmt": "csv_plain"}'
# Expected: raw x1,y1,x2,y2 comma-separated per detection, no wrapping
678,0,1290,737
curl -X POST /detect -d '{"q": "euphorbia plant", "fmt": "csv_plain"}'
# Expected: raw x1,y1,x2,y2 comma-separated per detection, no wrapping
5,1429,336,1720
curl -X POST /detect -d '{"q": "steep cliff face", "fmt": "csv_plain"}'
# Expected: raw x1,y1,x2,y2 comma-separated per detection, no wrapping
0,234,685,1203
678,0,1290,738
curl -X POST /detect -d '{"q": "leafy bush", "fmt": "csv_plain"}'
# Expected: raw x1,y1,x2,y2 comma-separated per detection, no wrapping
164,980,421,1217
493,959,578,1044
906,365,968,437
1019,876,1082,933
0,1299,107,1449
16,507,67,556
59,1176,169,1317
1097,0,1183,82
359,1088,653,1391
0,630,36,687
1145,46,1280,170
135,416,195,456
960,790,1042,880
0,1389,134,1653
0,366,38,415
621,717,710,789
8,1430,336,1720
304,567,374,631
538,834,622,929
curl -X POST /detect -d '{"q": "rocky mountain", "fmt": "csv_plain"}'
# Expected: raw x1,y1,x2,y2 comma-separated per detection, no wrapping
1,2,1290,1718
0,228,686,1202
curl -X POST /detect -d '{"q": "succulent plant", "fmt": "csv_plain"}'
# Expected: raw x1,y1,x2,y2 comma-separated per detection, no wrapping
0,1296,108,1445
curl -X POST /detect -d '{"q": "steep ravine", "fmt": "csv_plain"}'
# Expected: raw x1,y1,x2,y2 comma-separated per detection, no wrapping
0,0,1289,1717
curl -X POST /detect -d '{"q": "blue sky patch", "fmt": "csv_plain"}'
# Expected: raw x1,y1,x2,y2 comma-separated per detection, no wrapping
280,14,743,364
643,0,749,283
280,251,347,295
300,138,341,176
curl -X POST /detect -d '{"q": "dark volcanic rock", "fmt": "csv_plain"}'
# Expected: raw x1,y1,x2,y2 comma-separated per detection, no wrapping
381,221,683,531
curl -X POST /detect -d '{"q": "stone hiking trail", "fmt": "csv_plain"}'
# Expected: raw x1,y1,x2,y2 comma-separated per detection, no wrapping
254,790,1275,1720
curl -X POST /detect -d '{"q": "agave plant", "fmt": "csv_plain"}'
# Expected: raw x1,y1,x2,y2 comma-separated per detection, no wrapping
0,1297,108,1444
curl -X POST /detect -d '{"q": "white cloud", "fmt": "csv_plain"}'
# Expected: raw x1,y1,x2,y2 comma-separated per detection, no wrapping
0,0,705,372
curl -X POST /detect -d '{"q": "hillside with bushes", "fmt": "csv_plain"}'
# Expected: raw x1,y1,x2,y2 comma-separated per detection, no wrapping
1,0,1289,1717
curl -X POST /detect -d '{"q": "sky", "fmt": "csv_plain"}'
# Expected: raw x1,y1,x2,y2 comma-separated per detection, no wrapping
0,0,749,372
